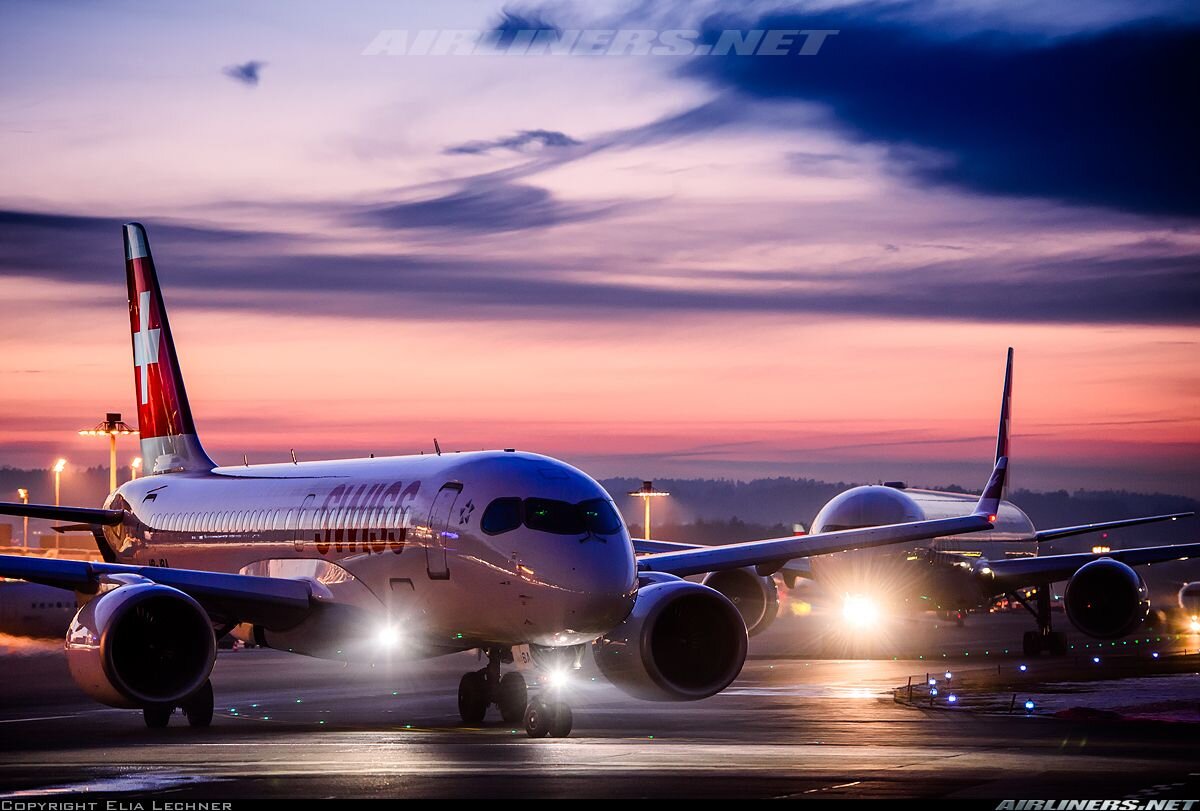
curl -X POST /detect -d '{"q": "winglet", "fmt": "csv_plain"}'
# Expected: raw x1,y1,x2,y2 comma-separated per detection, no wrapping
973,456,1008,522
994,347,1013,496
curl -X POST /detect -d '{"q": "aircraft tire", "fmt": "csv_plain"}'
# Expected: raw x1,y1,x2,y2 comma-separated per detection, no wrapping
143,704,173,729
458,671,488,724
548,701,573,738
1047,632,1069,656
524,699,552,738
182,679,214,728
498,672,527,723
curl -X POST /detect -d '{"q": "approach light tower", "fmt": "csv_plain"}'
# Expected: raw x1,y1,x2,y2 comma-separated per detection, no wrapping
79,413,138,493
628,480,669,540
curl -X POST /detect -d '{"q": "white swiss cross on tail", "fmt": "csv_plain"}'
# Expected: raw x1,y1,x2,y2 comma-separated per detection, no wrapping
123,222,216,473
133,290,161,405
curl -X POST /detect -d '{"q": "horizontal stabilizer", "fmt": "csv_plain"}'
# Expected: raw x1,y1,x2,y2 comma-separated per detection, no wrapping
0,501,124,526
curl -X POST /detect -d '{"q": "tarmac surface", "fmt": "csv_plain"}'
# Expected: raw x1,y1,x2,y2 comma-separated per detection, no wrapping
0,607,1198,799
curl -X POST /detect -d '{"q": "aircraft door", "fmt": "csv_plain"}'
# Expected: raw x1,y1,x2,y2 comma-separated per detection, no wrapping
294,494,315,552
426,483,462,580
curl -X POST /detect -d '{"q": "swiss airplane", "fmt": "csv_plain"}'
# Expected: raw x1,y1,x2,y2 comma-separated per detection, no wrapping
0,225,1167,737
641,350,1198,656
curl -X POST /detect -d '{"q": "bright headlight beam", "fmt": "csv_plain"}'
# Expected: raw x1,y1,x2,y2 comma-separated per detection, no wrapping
545,666,571,691
375,625,402,650
841,594,881,628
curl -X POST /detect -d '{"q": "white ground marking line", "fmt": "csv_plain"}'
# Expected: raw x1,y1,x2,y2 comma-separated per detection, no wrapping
0,773,226,798
0,709,123,724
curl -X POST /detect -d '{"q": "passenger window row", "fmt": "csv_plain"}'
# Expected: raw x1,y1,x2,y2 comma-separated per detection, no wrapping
147,506,411,535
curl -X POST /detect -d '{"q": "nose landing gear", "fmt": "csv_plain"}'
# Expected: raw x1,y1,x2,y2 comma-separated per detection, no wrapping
524,698,572,738
456,647,574,737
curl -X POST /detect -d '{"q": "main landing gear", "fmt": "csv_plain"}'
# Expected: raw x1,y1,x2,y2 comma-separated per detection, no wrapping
457,648,573,738
1011,587,1068,656
142,679,214,728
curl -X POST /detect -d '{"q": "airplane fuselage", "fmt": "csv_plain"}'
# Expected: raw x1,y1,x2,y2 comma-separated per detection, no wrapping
807,485,1037,610
99,450,638,661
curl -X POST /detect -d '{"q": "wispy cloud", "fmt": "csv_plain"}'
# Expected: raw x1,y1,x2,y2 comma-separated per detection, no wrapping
446,129,581,156
3,208,1197,325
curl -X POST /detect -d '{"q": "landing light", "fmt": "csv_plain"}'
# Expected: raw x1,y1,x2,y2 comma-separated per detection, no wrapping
375,625,403,650
1189,617,1200,633
842,594,881,628
545,666,572,692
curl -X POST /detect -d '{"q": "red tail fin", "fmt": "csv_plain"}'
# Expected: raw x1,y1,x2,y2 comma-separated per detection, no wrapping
124,223,215,474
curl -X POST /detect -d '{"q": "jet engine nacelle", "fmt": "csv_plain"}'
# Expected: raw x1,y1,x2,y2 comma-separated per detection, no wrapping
65,583,216,708
593,579,747,701
1179,582,1200,616
702,568,778,637
1063,558,1149,640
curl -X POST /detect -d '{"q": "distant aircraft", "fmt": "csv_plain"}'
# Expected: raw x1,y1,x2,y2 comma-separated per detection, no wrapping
0,580,76,638
640,350,1197,656
0,224,1013,737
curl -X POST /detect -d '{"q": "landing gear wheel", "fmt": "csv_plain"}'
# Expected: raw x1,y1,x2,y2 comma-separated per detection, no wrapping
524,699,553,738
1047,631,1068,656
458,671,488,724
498,672,528,724
182,679,214,728
1022,630,1041,657
548,701,573,738
143,704,173,729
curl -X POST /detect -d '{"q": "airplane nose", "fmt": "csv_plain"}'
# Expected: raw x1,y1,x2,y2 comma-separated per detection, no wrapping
569,588,635,635
546,541,637,635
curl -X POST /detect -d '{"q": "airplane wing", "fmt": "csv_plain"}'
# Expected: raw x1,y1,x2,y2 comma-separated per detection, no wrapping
638,457,1007,578
632,538,700,555
1034,512,1193,542
982,542,1200,591
0,554,313,630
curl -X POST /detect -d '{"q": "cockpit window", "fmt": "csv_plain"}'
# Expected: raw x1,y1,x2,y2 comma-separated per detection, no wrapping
523,498,585,535
481,497,522,535
580,498,621,534
483,496,625,536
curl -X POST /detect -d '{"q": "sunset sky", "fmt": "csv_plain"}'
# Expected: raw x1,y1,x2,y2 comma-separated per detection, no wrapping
1,1,1197,497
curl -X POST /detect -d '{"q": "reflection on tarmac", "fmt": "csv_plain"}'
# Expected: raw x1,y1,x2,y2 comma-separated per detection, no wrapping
0,607,1197,799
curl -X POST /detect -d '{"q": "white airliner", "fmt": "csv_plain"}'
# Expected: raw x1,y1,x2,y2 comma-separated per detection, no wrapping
639,350,1198,656
0,224,1185,738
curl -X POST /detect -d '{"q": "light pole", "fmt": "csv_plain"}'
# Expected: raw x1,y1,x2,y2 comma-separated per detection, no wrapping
53,458,66,507
79,413,138,493
627,480,670,540
16,488,28,550
52,458,66,553
130,457,142,481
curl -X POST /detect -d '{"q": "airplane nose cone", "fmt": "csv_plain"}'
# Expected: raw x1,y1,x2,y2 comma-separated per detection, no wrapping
533,539,637,641
570,586,636,635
